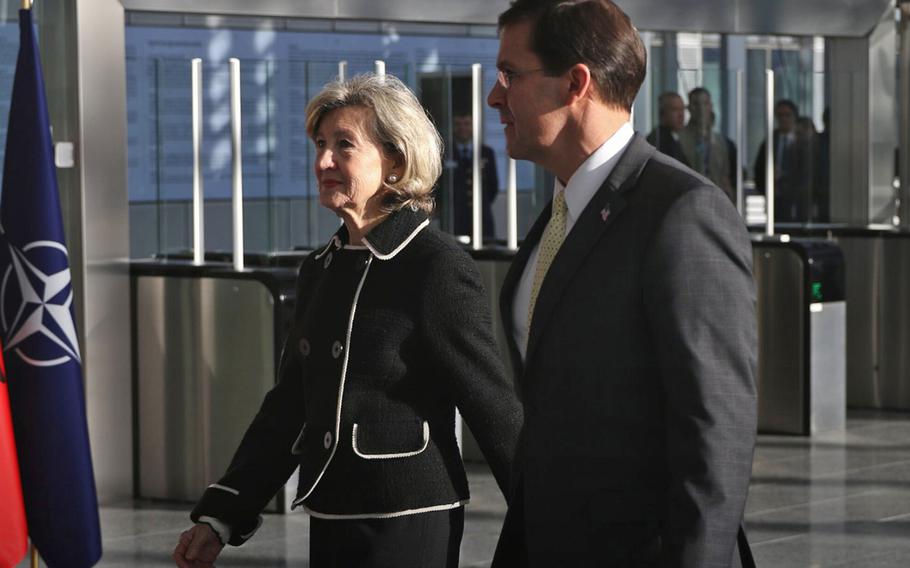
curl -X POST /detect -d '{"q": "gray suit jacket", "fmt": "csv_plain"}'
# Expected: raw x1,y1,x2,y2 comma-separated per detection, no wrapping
493,134,757,567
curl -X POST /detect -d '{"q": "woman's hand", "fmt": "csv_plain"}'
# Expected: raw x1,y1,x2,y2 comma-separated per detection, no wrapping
173,523,225,568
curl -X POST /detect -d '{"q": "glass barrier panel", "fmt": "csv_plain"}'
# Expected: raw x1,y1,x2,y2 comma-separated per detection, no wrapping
199,57,271,257
126,56,155,258
0,15,20,198
154,57,193,257
282,59,340,251
413,62,548,246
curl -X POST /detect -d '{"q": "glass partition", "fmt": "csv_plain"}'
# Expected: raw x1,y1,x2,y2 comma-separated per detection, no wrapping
419,63,549,244
127,55,421,257
0,7,23,198
642,31,837,226
126,22,556,258
125,18,899,256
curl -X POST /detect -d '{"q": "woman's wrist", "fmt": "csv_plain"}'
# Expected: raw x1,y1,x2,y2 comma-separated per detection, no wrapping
197,516,230,546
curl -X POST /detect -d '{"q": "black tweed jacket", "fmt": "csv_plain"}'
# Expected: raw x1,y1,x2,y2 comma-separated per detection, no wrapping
191,207,522,544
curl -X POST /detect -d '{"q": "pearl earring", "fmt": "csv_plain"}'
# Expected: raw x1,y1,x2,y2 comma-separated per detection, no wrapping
386,174,399,184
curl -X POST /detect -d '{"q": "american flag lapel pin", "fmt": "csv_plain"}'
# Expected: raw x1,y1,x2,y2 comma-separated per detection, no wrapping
601,205,611,222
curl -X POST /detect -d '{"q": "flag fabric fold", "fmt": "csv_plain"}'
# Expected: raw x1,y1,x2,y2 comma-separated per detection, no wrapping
0,9,102,568
0,345,27,568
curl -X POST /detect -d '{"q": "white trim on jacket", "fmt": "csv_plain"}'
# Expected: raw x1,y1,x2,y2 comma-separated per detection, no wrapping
363,218,429,260
293,255,374,506
351,421,430,460
208,483,239,496
303,499,468,520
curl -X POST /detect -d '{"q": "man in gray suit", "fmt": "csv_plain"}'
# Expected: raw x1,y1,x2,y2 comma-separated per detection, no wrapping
678,87,736,203
487,1,757,566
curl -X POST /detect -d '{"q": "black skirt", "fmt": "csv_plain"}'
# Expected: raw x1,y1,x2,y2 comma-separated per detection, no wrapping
309,506,464,568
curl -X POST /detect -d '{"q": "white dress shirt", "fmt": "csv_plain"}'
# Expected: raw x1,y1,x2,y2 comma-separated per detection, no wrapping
511,122,635,360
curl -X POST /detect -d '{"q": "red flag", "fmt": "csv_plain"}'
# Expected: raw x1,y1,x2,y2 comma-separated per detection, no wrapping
0,343,27,568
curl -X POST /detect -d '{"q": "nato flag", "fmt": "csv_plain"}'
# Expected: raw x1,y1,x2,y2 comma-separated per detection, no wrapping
0,9,102,568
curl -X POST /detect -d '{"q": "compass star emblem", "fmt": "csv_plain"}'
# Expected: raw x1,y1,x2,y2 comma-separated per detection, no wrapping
0,239,81,367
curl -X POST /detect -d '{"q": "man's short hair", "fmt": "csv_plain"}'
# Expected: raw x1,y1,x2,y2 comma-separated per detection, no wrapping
687,87,711,102
498,0,646,112
775,99,798,116
658,91,683,111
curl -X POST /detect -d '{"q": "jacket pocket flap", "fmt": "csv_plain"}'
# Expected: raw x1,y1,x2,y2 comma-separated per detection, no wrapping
352,420,429,459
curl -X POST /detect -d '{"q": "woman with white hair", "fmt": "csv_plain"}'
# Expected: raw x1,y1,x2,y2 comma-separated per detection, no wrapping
172,73,522,568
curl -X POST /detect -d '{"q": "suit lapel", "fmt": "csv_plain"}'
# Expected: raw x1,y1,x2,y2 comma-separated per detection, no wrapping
525,135,656,364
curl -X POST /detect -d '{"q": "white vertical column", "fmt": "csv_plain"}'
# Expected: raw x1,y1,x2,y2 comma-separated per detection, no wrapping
73,0,132,502
471,63,483,250
900,6,910,227
723,35,748,144
765,69,775,237
812,36,826,132
191,58,205,264
677,32,704,91
507,158,518,250
338,60,347,81
229,58,244,270
374,60,385,76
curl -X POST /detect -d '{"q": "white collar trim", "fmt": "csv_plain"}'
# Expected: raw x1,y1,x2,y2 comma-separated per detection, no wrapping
315,235,342,260
362,218,430,260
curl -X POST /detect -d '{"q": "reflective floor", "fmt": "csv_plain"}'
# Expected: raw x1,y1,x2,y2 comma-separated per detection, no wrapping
18,410,910,567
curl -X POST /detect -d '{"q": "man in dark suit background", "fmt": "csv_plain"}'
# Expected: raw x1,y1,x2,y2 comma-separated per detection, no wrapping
452,113,499,238
646,91,689,166
486,1,757,566
753,99,801,221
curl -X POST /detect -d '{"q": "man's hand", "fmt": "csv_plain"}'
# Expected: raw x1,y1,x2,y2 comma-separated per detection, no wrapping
173,523,225,568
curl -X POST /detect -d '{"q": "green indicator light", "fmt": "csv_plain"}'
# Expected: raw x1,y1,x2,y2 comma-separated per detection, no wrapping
811,282,823,302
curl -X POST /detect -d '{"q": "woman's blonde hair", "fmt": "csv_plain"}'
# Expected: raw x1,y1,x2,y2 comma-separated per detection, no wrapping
305,74,443,214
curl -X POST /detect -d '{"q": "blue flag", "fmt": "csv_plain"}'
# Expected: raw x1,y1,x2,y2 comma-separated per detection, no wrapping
0,9,102,568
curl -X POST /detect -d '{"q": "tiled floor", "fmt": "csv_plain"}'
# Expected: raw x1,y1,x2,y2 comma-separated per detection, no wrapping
18,410,910,567
745,410,910,567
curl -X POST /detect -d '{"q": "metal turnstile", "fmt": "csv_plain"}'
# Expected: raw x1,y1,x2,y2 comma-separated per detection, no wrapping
132,260,300,511
752,238,846,435
824,231,910,410
763,227,910,411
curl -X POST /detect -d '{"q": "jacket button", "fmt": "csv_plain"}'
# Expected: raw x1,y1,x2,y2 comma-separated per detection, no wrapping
323,252,333,268
323,431,332,449
331,340,343,359
298,337,310,357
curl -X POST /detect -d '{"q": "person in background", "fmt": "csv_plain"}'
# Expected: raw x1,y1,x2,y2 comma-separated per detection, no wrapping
451,113,500,239
678,87,736,203
487,0,757,566
793,115,821,222
172,73,522,568
646,91,689,166
815,108,831,222
711,110,741,197
753,99,800,221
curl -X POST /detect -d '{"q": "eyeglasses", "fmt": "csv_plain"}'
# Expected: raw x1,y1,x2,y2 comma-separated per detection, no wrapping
496,67,545,89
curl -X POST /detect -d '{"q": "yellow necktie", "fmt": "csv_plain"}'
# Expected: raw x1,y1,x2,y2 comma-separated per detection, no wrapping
527,190,568,333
